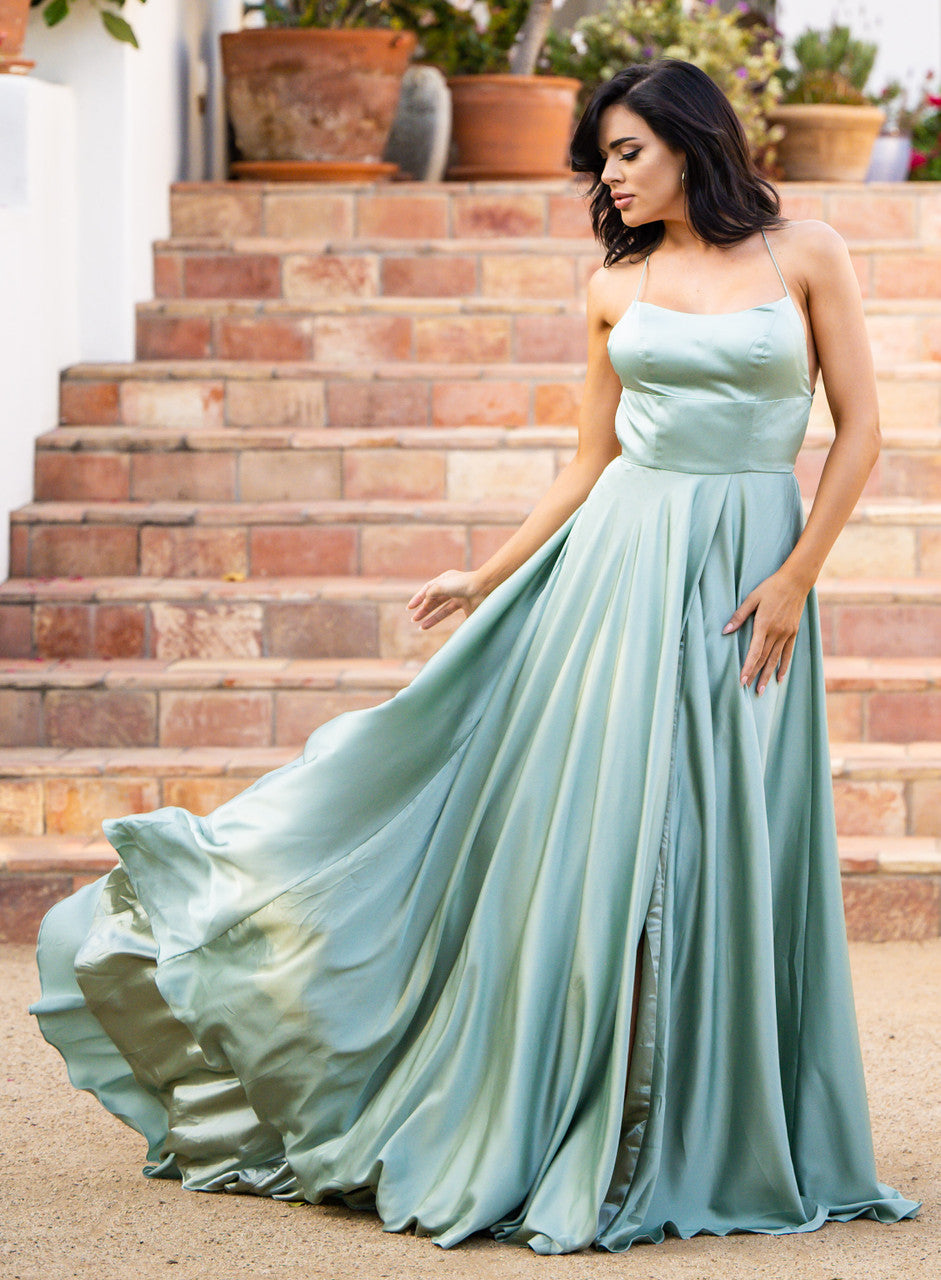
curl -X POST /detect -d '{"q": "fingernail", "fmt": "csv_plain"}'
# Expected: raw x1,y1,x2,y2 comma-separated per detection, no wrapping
758,684,765,696
722,622,733,634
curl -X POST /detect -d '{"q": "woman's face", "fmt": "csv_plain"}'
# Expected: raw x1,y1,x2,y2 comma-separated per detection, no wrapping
597,104,686,226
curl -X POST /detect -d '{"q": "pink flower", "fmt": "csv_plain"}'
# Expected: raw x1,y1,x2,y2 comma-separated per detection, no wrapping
928,95,941,107
910,151,928,168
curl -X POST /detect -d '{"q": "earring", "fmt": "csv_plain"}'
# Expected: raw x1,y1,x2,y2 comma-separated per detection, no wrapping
681,169,686,187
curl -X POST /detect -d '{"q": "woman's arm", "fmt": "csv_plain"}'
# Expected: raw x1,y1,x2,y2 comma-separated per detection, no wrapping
407,270,625,629
725,220,881,693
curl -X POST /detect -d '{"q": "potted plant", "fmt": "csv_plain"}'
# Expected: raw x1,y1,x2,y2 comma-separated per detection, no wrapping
1,0,34,71
400,0,581,180
221,0,416,181
767,23,885,181
866,79,917,182
544,0,784,172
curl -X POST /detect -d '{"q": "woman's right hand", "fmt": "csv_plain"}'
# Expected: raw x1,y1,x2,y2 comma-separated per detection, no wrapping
406,570,489,630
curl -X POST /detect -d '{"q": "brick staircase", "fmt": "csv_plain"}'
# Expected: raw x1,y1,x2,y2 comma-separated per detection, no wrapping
1,180,940,944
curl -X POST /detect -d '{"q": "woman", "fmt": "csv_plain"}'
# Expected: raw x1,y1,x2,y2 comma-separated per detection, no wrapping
31,60,921,1253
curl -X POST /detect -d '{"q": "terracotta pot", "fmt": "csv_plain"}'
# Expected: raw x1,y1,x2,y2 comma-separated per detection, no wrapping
447,75,582,180
0,0,34,73
220,28,416,177
767,103,885,181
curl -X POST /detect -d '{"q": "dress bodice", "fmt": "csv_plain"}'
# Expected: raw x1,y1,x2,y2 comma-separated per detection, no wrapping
606,231,814,475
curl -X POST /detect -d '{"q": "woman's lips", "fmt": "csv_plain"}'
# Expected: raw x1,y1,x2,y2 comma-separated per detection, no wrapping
613,194,634,209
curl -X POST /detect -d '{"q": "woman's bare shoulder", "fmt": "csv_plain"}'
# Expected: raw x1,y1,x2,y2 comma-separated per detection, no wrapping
767,219,849,266
766,219,853,297
588,259,645,327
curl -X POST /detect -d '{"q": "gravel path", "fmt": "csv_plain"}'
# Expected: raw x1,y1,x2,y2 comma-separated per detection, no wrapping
2,940,937,1280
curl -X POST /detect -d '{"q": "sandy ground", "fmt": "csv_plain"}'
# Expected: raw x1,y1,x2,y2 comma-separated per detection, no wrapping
1,939,937,1280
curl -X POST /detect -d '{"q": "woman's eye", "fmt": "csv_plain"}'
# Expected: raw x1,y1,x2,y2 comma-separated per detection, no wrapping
620,151,640,162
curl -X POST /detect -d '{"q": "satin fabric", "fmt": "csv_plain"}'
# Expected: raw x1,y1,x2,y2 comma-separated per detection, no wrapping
31,235,921,1252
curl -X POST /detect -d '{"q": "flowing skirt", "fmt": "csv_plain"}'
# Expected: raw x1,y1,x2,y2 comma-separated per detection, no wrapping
31,457,922,1252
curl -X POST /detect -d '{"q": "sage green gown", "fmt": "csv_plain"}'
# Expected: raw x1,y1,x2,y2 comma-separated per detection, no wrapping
31,231,921,1253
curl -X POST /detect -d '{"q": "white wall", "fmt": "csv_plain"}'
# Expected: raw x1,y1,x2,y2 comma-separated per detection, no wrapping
0,77,78,580
25,0,188,361
776,0,941,100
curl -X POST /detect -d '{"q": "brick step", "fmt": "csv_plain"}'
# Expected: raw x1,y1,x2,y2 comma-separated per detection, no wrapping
9,496,941,581
2,575,938,662
0,657,419,749
136,296,586,364
134,295,941,366
1,656,938,749
154,237,941,308
57,359,941,432
166,180,941,249
3,829,938,944
0,741,937,842
32,423,941,504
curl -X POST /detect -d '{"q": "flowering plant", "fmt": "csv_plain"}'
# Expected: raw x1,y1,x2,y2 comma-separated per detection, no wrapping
909,95,941,180
543,0,783,165
397,0,560,75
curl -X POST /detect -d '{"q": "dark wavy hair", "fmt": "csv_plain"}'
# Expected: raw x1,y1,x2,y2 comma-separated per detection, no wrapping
570,60,784,267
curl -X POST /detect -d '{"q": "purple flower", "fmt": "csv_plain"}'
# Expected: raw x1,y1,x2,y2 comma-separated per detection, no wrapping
737,0,749,10
735,66,748,79
642,44,654,57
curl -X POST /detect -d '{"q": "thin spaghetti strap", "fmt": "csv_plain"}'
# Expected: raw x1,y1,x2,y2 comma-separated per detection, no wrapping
633,254,650,304
760,228,789,300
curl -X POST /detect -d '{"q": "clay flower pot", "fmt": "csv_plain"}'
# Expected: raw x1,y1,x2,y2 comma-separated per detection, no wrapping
0,0,34,73
220,28,416,181
767,103,885,181
447,74,582,180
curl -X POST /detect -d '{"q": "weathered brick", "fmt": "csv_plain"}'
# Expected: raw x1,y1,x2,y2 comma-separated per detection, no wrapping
216,316,313,362
159,691,272,748
239,450,342,502
0,780,44,836
266,601,380,659
131,452,237,502
34,452,130,502
44,689,156,748
0,690,42,747
184,253,281,299
45,778,160,836
29,526,139,578
249,526,358,577
136,314,212,360
344,450,446,500
227,380,325,430
360,525,465,576
59,381,120,426
35,605,93,659
139,526,248,579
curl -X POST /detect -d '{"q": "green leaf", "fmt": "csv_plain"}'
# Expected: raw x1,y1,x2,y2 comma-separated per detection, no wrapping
101,8,138,44
43,0,70,27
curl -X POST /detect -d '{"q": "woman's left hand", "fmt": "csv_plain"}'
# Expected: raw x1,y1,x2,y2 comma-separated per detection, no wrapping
722,568,811,695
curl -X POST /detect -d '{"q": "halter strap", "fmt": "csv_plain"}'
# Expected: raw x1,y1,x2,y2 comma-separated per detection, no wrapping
761,228,790,299
632,255,650,303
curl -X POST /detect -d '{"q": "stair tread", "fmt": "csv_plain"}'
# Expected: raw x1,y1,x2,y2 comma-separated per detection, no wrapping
12,495,941,523
136,295,941,317
4,574,941,602
2,741,940,772
33,422,941,453
56,358,941,381
0,655,421,689
153,234,941,255
4,830,939,877
2,654,940,690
